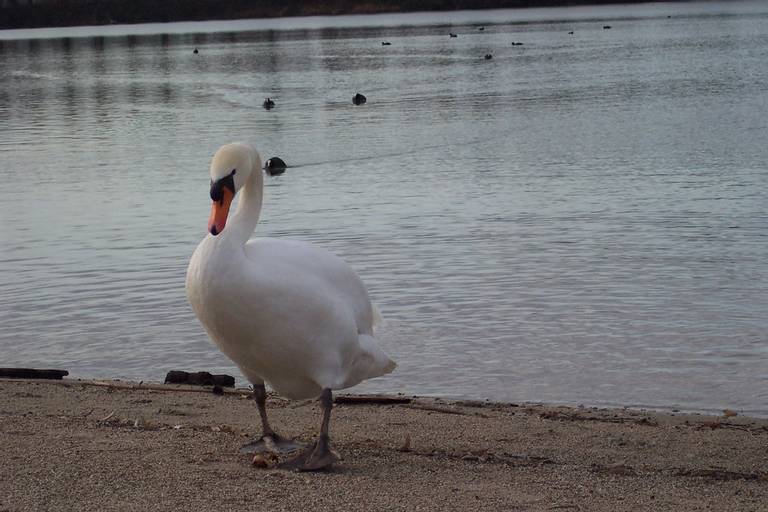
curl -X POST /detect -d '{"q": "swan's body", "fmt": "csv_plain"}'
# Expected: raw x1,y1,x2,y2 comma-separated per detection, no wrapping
187,236,394,399
185,142,394,470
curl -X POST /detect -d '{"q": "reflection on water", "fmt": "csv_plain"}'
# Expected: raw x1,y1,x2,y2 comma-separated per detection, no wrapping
1,1,767,416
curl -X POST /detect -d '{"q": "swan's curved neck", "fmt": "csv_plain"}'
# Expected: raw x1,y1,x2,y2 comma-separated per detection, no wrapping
224,166,263,247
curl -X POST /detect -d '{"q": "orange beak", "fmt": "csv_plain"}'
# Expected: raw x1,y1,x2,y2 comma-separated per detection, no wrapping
208,187,234,236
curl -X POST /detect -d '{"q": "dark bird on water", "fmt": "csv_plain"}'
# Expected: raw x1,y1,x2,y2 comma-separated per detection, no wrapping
264,157,287,176
263,98,275,109
381,41,391,46
484,54,493,60
603,25,612,29
353,93,367,105
449,33,457,38
193,48,199,54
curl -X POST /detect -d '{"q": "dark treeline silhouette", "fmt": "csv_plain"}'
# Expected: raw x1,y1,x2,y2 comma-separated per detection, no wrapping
1,0,681,30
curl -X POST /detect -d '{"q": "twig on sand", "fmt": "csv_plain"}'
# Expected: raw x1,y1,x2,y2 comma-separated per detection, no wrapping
537,409,658,426
404,403,488,418
99,411,115,422
673,467,767,481
44,379,253,396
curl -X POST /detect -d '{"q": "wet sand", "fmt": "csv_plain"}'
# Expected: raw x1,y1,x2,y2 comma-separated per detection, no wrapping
1,378,766,511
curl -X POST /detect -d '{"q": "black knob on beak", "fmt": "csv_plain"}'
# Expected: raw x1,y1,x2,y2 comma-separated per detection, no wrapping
210,170,236,203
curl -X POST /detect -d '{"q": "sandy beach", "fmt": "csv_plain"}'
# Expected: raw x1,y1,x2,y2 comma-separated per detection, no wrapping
1,378,766,511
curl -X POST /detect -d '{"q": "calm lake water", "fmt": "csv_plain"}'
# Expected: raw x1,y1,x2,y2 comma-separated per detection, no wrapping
1,1,767,416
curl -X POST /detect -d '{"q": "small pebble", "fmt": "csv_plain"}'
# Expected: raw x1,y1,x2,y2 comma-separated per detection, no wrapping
251,454,276,468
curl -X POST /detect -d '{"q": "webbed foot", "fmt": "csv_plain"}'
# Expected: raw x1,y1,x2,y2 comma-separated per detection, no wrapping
278,435,340,472
240,433,304,455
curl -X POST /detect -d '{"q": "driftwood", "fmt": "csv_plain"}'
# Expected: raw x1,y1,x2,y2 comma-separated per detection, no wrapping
81,380,251,396
404,403,476,416
164,370,235,387
334,394,412,405
673,467,766,481
0,368,68,380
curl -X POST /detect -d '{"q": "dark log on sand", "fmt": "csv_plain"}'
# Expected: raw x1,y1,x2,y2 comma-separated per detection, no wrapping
334,394,412,405
0,368,69,379
164,370,235,387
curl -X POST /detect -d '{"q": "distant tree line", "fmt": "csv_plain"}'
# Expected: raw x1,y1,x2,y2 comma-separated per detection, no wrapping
0,0,679,30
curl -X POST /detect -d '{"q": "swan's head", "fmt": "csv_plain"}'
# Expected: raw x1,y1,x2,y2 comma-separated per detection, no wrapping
207,142,262,236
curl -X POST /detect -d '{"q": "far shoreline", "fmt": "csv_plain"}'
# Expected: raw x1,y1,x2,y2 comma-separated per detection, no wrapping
1,0,693,31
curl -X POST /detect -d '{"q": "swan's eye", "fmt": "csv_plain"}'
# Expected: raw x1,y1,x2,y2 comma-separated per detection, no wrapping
232,169,236,175
210,170,237,203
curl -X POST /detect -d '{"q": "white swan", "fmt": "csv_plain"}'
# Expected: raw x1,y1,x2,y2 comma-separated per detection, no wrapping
186,142,395,471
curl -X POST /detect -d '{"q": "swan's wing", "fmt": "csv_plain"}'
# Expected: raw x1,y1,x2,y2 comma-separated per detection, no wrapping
240,238,393,395
243,238,375,334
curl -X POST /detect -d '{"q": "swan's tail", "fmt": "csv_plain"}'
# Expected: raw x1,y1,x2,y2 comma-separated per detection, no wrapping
336,333,396,390
360,333,396,376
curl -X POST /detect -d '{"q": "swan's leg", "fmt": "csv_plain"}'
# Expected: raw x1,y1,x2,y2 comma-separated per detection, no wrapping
239,383,304,455
279,388,340,471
